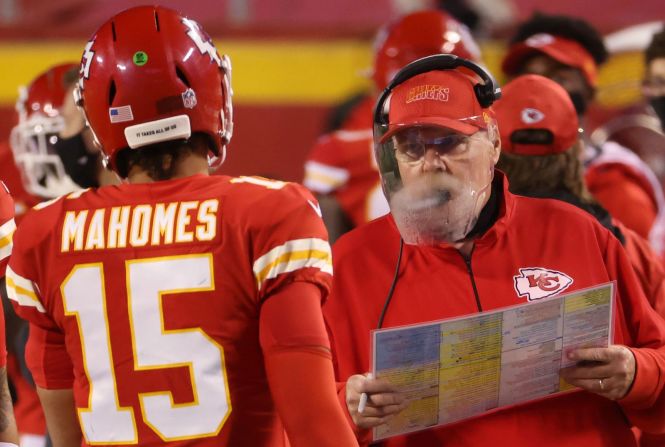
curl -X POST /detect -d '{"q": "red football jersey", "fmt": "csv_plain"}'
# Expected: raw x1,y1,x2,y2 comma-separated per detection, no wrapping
304,127,389,227
7,174,333,446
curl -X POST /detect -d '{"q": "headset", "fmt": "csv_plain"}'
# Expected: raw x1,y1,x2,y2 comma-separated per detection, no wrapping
372,54,502,195
373,54,501,329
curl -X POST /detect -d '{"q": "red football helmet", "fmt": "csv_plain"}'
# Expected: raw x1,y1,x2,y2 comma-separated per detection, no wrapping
76,5,233,176
9,62,81,198
372,10,482,90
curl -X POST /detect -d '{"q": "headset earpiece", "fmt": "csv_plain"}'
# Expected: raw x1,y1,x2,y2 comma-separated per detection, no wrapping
474,84,492,108
474,82,502,108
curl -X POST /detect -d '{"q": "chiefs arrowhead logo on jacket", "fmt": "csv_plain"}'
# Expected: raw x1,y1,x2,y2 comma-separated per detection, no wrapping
513,267,573,301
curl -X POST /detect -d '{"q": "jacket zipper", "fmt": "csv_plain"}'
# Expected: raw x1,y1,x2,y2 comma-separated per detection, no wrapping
461,249,483,312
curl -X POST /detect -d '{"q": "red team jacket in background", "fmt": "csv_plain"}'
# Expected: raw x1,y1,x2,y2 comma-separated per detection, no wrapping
303,96,389,227
6,174,333,446
616,219,665,319
304,127,389,227
585,141,665,258
325,174,665,447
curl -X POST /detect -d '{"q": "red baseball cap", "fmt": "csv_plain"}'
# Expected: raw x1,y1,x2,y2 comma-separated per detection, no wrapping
494,74,579,156
501,33,598,88
380,70,494,142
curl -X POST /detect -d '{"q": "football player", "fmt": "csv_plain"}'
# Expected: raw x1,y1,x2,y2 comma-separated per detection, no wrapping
1,65,77,222
6,6,357,447
8,63,82,201
303,10,482,242
5,63,119,207
2,63,85,447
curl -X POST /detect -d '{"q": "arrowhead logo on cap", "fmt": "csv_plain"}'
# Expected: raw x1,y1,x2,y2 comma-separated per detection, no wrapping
521,107,545,124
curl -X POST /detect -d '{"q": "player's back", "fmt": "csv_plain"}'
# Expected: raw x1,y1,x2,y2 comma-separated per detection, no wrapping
7,173,332,446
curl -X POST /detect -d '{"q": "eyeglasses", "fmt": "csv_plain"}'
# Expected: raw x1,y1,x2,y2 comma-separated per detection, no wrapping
393,132,474,163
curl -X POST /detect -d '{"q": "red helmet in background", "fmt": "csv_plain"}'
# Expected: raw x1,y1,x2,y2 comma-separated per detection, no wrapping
10,62,81,198
76,5,233,176
372,10,482,91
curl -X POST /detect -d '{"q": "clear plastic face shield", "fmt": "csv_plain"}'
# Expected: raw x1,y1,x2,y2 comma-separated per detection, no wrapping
375,119,499,245
9,113,79,198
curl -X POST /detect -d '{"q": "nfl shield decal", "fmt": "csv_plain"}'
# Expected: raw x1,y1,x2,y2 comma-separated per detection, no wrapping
182,88,198,109
513,267,573,301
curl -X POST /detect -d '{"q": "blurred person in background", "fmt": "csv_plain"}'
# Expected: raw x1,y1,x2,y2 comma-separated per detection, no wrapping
644,27,665,131
589,23,665,206
2,62,118,447
8,64,81,202
495,71,665,447
3,64,119,212
0,64,79,218
632,24,665,447
303,9,482,242
2,63,77,447
502,13,665,256
495,74,665,319
324,3,483,134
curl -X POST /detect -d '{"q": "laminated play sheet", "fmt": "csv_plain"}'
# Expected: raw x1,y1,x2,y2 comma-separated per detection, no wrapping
371,283,614,440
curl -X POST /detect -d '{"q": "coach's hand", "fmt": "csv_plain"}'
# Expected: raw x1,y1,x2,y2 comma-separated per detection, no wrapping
559,345,636,400
346,373,407,429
